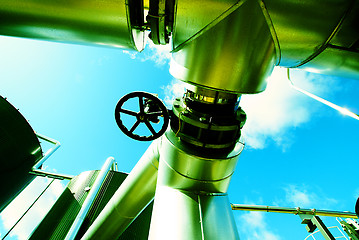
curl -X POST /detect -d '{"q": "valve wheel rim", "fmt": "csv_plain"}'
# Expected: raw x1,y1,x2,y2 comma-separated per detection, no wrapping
115,92,169,141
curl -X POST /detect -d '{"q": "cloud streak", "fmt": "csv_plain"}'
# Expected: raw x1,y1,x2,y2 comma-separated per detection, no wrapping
273,184,338,209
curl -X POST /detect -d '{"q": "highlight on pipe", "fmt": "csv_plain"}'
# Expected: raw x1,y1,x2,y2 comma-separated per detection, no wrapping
286,68,359,121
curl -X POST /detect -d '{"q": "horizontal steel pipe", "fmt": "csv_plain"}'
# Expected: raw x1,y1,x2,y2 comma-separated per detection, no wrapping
0,0,145,51
231,204,358,219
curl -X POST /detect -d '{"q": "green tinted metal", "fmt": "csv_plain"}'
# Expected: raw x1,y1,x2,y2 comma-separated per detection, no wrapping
263,0,358,66
170,0,359,93
0,96,42,212
170,0,276,93
29,171,99,240
0,0,145,51
29,170,153,240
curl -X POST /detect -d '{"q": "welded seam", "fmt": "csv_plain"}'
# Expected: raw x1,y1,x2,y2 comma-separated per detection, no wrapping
149,138,161,170
258,0,281,65
327,43,359,53
171,0,248,53
161,157,235,183
198,195,205,240
291,0,355,68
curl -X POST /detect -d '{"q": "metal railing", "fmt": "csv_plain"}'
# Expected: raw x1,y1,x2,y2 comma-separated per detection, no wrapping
30,133,74,180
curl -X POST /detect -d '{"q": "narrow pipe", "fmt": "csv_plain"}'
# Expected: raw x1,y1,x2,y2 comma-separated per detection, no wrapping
64,157,116,240
33,133,61,170
81,138,161,240
30,169,73,180
287,69,359,121
231,204,358,219
30,133,74,180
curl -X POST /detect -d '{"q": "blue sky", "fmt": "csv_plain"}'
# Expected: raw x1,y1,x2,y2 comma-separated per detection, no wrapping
0,35,358,240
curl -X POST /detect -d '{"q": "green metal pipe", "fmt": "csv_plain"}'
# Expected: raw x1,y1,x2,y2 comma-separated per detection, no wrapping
170,0,359,94
231,204,358,219
30,133,74,180
65,157,116,240
81,139,161,240
0,0,145,51
148,131,244,239
149,188,239,240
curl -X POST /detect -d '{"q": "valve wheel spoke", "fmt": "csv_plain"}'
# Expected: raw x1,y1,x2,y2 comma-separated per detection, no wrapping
145,121,156,135
115,92,169,141
118,108,138,116
129,120,141,133
138,96,144,114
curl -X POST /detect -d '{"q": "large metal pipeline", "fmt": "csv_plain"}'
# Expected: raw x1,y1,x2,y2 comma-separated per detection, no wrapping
0,0,145,51
81,139,161,240
1,0,358,91
148,131,245,239
170,0,276,94
1,1,359,239
170,0,359,94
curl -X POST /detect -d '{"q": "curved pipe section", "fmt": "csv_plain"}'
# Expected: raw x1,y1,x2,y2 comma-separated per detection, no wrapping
170,0,276,94
81,138,161,240
30,133,74,180
170,0,359,94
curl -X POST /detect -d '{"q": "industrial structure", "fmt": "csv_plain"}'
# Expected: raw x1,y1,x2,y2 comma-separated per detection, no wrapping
0,0,359,239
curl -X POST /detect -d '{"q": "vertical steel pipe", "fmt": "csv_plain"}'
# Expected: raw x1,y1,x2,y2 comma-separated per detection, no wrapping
64,157,116,240
149,187,239,240
81,139,161,240
148,131,244,239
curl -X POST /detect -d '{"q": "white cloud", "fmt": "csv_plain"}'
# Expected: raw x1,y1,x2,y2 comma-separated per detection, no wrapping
284,185,312,207
161,79,186,107
122,50,137,60
123,35,171,66
237,211,281,240
240,67,338,150
280,184,338,209
142,41,171,66
0,177,65,240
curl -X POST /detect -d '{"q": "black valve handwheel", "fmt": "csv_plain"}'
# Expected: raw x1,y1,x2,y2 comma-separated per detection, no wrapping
115,92,169,141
